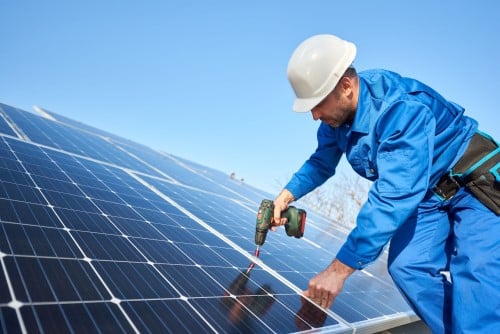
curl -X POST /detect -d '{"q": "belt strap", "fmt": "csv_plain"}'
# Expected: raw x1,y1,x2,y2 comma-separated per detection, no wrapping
433,132,499,200
433,173,463,200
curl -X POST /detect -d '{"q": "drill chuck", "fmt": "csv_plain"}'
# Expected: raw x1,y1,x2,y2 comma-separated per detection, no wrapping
254,199,306,246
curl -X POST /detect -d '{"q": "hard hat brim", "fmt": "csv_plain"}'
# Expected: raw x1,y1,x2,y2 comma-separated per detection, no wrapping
293,96,325,113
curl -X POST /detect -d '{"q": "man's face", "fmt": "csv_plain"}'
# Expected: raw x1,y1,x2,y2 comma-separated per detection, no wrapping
310,80,356,127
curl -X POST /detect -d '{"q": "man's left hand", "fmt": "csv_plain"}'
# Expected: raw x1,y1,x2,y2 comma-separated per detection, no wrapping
302,259,355,309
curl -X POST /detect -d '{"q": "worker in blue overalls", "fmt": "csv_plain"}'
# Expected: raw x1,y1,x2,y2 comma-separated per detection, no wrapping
272,34,500,333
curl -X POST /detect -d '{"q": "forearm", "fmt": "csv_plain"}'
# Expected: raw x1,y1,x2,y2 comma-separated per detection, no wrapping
327,258,356,278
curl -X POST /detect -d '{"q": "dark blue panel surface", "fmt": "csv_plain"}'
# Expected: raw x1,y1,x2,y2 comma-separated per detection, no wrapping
5,256,110,302
121,300,214,333
0,103,413,333
37,105,271,201
0,307,21,334
1,104,162,177
21,303,135,333
0,105,17,137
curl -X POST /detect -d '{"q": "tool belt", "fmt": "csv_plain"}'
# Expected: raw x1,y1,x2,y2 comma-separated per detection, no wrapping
433,132,500,215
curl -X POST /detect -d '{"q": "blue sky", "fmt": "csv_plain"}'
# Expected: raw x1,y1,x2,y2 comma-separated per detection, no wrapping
2,1,499,193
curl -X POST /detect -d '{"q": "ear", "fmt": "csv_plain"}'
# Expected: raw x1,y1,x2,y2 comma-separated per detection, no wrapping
340,76,354,95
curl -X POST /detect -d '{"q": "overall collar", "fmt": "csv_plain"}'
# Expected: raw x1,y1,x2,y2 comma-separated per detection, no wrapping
346,79,370,135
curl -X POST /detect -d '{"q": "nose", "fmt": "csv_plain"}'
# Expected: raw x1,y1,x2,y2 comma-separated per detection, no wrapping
311,109,321,121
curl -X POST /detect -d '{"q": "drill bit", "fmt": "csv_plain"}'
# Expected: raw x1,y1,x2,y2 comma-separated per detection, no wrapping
254,245,261,258
245,246,261,274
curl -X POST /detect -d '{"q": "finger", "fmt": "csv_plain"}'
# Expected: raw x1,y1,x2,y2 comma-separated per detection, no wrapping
304,288,330,309
325,297,334,309
316,293,329,309
303,290,322,306
272,216,282,226
273,217,288,226
322,298,330,309
322,292,334,309
302,289,318,303
273,208,282,225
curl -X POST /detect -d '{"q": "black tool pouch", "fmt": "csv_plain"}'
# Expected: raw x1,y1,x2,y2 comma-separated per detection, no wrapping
452,132,500,215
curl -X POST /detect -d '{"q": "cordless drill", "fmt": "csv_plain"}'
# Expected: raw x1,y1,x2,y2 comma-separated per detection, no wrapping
254,199,307,247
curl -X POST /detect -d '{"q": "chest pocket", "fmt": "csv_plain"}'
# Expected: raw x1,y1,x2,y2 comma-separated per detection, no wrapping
348,143,378,181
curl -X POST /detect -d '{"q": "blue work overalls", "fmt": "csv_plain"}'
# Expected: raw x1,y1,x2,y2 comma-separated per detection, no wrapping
285,69,500,333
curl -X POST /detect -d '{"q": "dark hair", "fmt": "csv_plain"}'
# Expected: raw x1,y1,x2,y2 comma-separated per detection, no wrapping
343,66,357,78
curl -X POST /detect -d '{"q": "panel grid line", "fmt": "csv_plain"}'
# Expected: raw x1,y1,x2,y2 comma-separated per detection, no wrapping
2,137,240,333
2,138,142,334
127,170,353,330
0,104,416,333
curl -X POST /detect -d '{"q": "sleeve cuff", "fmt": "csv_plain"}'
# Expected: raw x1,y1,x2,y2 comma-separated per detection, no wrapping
284,186,303,202
336,244,372,270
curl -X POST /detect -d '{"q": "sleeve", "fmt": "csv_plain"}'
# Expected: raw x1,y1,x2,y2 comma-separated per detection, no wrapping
336,100,436,269
285,123,343,200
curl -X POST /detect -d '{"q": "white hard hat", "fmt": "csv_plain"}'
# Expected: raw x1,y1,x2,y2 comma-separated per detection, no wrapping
287,34,357,112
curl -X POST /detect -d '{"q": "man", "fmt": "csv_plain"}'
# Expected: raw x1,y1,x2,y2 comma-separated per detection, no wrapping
273,34,500,333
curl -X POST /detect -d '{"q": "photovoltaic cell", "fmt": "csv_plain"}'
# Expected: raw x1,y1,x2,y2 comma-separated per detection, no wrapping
0,103,416,333
21,302,134,333
0,103,162,177
35,104,271,201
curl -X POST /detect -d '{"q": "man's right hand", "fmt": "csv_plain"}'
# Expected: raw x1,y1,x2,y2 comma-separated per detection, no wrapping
271,189,295,231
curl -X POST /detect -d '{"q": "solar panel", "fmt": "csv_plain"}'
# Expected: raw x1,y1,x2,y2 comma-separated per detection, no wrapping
0,102,417,333
0,113,17,138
